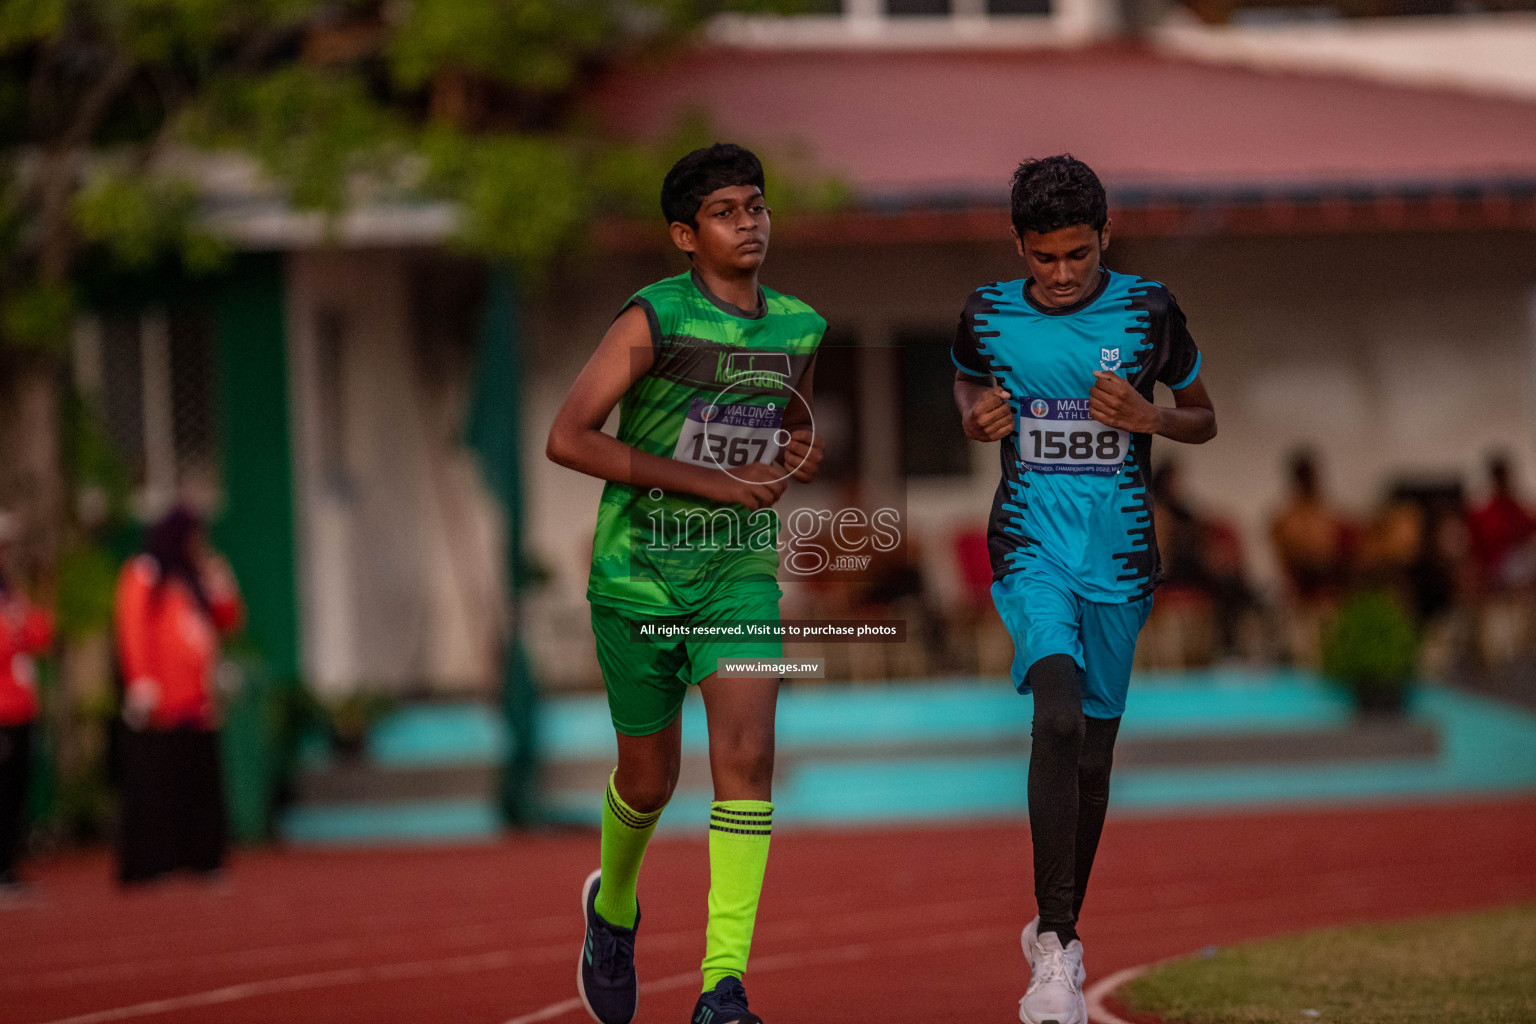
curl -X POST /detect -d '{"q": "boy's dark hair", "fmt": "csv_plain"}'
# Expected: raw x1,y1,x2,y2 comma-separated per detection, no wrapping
1010,155,1108,237
661,143,765,228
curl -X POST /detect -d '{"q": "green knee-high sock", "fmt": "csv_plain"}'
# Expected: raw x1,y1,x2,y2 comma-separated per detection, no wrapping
593,772,663,930
701,800,773,991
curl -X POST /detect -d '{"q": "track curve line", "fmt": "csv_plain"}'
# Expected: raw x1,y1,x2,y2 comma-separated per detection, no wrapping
1086,962,1152,1024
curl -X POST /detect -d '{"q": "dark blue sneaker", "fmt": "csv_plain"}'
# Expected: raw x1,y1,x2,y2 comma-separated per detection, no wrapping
690,976,763,1024
577,869,639,1024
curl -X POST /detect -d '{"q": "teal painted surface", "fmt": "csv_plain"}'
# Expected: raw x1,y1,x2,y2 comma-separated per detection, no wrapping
541,676,1536,831
269,671,1369,772
539,671,1359,761
368,704,507,767
280,800,501,844
1117,670,1357,735
281,702,506,845
286,675,1536,841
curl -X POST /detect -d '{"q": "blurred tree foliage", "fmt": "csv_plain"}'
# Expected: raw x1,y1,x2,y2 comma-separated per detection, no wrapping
0,0,825,572
1,0,812,353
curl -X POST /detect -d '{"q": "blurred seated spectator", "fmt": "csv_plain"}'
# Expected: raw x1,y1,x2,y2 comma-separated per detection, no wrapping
1358,493,1425,593
849,533,935,681
954,528,993,610
1466,453,1536,668
1270,447,1356,666
1152,461,1208,592
1360,481,1467,623
1271,447,1355,603
1145,462,1260,666
1467,452,1536,593
1357,480,1471,678
953,527,1012,677
1204,517,1263,661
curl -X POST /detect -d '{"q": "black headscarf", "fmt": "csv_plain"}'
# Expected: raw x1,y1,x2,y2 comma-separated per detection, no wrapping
145,505,211,615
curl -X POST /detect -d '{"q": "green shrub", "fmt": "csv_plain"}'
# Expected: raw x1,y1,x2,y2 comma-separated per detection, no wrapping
325,691,398,755
1321,590,1419,709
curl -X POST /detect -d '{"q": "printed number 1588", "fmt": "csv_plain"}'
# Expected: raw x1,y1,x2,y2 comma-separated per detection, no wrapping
1026,430,1123,461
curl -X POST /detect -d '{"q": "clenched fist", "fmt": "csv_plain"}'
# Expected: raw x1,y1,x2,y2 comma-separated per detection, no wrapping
779,428,825,483
963,386,1016,442
1089,372,1158,434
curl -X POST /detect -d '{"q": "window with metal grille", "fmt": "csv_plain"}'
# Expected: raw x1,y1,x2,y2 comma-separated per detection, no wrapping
84,308,222,513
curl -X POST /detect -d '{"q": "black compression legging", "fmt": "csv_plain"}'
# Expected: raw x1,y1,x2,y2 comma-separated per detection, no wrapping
1027,653,1122,945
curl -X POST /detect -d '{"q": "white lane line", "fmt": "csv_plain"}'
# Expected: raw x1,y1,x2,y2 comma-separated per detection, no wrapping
24,890,997,1000
1085,963,1152,1024
8,938,368,991
502,997,582,1024
35,965,378,1024
30,921,732,1024
12,913,576,991
33,948,526,1024
29,893,1028,1024
503,925,1005,1024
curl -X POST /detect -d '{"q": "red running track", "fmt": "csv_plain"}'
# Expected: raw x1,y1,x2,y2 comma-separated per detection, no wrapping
5,796,1536,1024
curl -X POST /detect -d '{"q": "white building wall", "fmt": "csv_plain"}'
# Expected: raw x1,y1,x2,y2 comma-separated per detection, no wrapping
288,248,505,697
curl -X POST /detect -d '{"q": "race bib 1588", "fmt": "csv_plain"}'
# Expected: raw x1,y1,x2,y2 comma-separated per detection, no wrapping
1019,397,1129,475
673,399,784,468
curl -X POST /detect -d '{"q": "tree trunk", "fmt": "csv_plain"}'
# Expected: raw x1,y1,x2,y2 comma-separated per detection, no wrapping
0,352,65,589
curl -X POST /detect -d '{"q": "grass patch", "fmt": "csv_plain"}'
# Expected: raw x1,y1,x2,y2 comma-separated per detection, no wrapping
1118,903,1536,1024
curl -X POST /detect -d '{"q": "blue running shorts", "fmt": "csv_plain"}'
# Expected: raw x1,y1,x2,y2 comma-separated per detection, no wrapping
991,569,1153,719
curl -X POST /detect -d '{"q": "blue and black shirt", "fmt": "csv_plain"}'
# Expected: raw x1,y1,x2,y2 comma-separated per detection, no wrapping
952,268,1202,602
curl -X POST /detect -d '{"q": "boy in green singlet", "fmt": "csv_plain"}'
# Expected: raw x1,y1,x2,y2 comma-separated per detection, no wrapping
547,143,826,1024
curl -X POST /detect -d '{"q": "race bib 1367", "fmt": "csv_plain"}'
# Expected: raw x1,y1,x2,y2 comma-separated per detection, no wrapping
673,399,784,468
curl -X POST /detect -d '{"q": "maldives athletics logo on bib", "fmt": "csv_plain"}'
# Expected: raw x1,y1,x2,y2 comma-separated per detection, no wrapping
1028,398,1050,418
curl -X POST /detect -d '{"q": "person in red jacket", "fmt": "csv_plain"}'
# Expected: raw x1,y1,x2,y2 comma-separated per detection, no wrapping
0,511,53,891
113,504,243,884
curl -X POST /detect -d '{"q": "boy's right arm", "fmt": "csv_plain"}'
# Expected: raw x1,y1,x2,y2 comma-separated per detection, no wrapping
952,290,1014,443
955,374,1014,442
546,306,787,510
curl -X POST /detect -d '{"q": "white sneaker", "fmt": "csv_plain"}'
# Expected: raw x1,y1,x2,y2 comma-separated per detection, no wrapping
1019,929,1087,1024
1021,916,1040,963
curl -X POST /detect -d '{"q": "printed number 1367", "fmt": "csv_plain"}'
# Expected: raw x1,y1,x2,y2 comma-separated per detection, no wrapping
691,433,769,467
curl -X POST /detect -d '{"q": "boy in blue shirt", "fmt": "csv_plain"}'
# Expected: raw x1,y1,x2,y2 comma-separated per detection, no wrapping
952,155,1217,1024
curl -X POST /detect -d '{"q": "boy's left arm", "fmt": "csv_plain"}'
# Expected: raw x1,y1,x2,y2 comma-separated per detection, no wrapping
1089,288,1215,444
1089,372,1216,444
780,357,825,483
